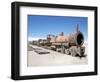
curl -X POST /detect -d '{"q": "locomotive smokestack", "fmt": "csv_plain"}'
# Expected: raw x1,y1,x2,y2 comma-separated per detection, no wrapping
76,24,80,32
59,32,64,36
60,32,64,36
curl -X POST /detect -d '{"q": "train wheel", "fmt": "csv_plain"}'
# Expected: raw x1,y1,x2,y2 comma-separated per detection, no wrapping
65,49,70,55
70,48,76,57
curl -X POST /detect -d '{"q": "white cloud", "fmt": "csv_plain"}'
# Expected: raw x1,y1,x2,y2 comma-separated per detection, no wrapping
84,40,88,45
83,40,88,47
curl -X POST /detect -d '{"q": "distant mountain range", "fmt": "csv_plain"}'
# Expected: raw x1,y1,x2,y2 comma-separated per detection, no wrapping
28,37,46,41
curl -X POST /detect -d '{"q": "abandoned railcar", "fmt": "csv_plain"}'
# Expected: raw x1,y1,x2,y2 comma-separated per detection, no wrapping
32,25,85,57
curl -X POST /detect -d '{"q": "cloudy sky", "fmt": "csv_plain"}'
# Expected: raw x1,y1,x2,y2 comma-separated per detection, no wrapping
28,15,88,41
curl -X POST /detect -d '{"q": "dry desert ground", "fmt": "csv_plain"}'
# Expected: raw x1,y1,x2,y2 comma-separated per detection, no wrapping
27,44,88,66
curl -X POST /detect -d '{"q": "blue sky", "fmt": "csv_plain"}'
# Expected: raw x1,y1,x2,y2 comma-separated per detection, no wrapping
28,15,88,41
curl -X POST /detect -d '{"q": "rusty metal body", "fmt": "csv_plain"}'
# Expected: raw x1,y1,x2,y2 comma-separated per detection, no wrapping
47,31,84,46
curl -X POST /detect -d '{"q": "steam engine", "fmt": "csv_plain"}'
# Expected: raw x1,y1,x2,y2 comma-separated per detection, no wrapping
34,24,85,57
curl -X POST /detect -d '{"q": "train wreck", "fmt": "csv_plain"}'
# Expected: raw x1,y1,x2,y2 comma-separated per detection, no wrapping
31,24,85,57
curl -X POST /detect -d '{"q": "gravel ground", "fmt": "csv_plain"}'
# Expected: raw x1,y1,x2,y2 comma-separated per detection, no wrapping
28,45,88,66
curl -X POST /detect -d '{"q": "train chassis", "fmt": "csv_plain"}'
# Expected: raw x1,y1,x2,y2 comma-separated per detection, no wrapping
50,43,85,57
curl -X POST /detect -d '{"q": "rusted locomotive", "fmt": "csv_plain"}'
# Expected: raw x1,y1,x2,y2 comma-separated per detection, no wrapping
34,24,85,57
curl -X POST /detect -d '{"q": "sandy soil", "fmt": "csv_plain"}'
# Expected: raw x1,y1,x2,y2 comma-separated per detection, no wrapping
28,45,88,66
